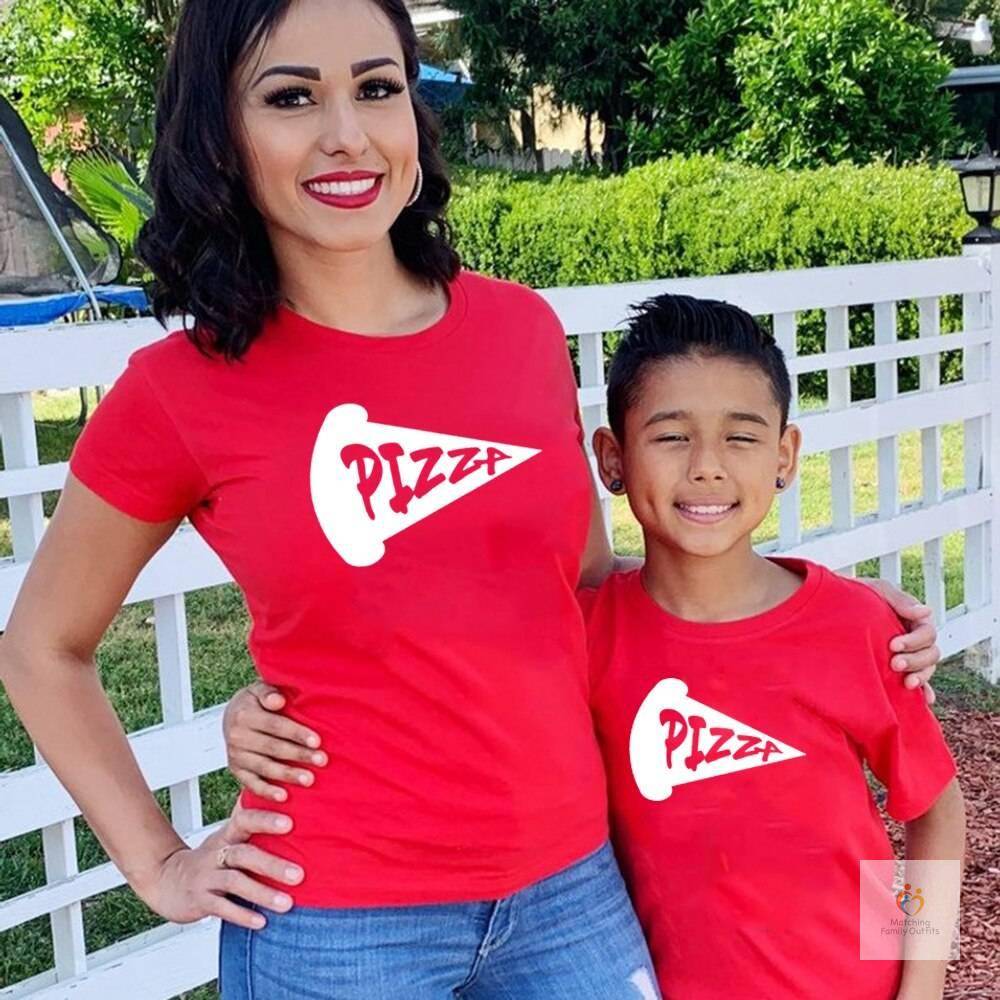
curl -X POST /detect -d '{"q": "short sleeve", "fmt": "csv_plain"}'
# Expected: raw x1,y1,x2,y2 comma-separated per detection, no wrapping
850,599,957,822
69,355,208,522
571,399,586,448
560,341,586,450
529,286,586,449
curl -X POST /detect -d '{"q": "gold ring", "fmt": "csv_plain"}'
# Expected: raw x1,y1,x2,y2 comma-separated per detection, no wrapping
217,845,234,869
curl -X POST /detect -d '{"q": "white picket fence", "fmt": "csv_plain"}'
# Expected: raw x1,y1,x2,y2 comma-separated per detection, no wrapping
1,245,998,998
470,146,594,172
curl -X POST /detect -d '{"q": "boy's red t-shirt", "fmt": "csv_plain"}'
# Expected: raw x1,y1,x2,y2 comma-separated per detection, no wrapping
69,269,609,905
584,559,957,1000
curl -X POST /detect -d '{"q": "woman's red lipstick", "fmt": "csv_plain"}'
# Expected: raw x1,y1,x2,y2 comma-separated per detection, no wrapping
302,170,383,210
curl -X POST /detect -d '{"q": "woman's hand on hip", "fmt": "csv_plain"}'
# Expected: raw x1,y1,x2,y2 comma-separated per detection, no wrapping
136,802,302,929
223,680,327,800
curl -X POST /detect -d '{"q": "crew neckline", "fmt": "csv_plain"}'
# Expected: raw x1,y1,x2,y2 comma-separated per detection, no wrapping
275,268,469,351
631,556,824,641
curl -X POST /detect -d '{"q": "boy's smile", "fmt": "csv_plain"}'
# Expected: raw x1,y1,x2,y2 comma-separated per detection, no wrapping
673,499,740,525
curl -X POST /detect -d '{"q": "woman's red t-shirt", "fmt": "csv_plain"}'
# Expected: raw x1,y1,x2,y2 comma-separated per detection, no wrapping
69,269,609,905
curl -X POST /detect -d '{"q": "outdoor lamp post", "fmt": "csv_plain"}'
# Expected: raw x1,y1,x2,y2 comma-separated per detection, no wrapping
953,145,1000,244
971,14,994,57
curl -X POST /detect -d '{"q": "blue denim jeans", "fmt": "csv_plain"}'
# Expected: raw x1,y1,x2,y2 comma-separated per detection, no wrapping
218,840,660,999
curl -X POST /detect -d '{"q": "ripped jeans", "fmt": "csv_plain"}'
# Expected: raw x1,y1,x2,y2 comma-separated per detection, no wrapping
218,839,661,1000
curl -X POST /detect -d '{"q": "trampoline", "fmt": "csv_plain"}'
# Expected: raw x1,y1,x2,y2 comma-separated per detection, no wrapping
0,92,149,331
0,284,147,327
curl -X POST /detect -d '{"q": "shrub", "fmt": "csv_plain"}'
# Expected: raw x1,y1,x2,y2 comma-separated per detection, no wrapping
448,156,970,396
451,156,967,283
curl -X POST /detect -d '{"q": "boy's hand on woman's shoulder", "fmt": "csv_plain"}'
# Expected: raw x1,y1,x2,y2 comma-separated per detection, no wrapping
223,681,328,800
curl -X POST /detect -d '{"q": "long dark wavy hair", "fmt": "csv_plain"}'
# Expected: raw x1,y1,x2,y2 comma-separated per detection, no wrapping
137,0,462,362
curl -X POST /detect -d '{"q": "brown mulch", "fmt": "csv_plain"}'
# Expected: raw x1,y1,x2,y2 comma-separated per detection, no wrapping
880,706,999,1000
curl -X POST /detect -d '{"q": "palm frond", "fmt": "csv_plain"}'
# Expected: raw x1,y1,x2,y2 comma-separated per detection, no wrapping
66,153,153,252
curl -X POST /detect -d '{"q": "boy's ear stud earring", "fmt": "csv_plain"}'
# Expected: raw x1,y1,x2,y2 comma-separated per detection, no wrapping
776,477,786,490
610,479,625,494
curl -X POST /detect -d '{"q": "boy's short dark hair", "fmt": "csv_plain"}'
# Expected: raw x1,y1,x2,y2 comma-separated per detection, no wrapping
607,293,792,440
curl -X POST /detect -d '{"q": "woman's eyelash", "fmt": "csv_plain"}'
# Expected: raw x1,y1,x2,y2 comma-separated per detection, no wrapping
263,86,314,108
360,76,406,98
263,78,405,108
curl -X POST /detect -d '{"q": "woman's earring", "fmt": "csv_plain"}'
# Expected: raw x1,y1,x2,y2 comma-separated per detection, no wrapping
609,479,625,494
776,476,786,490
405,161,423,207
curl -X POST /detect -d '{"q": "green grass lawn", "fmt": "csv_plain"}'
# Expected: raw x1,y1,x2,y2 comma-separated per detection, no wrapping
1,389,997,997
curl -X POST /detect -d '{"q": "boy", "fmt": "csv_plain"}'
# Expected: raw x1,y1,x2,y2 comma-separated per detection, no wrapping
585,293,965,1000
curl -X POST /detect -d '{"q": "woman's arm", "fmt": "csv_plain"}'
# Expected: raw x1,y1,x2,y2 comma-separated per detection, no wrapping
0,473,300,928
895,778,966,1000
578,464,640,589
860,579,940,703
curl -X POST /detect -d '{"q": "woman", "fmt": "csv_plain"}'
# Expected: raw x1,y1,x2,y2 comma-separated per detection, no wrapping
0,0,938,997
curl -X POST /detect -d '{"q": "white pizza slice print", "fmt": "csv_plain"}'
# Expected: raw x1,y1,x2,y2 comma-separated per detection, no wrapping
630,678,805,801
310,403,540,567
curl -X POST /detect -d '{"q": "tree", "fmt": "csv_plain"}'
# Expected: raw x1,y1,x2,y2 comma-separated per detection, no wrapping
141,0,182,37
630,0,958,168
733,0,959,167
0,0,171,171
626,0,768,163
891,0,966,26
445,0,697,172
435,0,551,168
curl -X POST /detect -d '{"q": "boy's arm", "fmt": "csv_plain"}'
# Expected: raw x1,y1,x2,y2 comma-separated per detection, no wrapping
894,777,966,1000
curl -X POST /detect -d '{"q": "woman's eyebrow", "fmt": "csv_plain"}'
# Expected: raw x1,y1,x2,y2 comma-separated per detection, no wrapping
350,56,401,76
252,64,321,88
251,57,400,90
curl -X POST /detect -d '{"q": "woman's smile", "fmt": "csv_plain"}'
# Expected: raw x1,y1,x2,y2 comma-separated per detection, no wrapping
303,173,384,209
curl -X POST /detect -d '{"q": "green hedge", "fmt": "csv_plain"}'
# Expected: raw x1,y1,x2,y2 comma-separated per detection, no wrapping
449,155,967,286
447,156,971,399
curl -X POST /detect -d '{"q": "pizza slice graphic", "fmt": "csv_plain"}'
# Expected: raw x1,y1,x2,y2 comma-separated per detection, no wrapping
629,678,806,801
310,403,540,567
